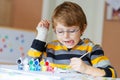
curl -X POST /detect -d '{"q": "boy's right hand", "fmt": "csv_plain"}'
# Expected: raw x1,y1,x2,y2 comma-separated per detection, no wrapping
36,20,50,42
36,20,50,31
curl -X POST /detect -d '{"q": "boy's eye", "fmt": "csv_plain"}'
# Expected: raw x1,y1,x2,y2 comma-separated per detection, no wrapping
69,30,76,33
57,31,64,33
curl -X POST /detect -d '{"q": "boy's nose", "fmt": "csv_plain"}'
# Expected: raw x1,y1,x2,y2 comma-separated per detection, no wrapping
64,32,70,38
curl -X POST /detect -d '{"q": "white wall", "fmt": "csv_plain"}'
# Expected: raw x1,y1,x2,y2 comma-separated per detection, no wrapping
41,0,105,44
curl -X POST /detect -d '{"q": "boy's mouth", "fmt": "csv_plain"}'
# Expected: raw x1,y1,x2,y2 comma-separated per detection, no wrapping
64,40,74,46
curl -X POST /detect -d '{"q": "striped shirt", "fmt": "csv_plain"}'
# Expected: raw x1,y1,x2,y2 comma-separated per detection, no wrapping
28,38,117,78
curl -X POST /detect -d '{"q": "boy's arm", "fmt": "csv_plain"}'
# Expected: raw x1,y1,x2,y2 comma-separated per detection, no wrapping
27,39,46,58
27,20,49,58
70,47,117,78
83,57,117,78
89,44,117,78
70,57,106,77
88,50,117,78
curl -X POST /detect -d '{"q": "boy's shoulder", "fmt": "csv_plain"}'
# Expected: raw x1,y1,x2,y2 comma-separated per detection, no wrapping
82,38,93,44
82,38,102,51
82,38,101,47
47,40,60,45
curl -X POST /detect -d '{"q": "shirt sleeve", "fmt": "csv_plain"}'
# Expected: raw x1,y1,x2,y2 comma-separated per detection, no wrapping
27,39,46,58
90,46,117,78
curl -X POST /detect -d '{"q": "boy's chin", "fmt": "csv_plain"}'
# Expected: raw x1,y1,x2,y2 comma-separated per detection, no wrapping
65,45,75,49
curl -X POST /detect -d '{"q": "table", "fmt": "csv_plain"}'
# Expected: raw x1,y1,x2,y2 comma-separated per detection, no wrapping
0,65,119,80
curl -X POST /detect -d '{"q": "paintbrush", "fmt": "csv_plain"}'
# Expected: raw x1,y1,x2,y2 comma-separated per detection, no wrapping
79,52,89,59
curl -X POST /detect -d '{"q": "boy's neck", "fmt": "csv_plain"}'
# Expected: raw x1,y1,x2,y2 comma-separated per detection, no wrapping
68,48,71,51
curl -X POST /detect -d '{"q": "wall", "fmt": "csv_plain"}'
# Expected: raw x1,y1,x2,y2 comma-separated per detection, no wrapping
12,0,43,30
102,4,120,77
0,27,36,64
0,0,43,30
0,0,12,26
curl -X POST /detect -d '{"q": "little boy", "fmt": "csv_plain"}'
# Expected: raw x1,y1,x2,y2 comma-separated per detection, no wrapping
27,1,117,77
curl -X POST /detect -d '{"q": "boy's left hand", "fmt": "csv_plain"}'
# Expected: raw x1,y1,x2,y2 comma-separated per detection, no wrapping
69,58,88,73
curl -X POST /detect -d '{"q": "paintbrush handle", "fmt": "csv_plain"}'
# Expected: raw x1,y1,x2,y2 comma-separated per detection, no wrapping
80,52,89,59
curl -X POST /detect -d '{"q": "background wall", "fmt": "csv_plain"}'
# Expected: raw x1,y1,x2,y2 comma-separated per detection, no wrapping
0,0,43,30
12,0,43,30
0,27,35,64
0,0,12,26
102,3,120,77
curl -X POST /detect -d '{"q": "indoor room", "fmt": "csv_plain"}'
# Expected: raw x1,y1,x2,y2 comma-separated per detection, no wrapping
0,0,120,79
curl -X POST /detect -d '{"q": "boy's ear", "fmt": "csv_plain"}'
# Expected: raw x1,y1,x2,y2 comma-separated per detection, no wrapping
80,24,87,36
82,24,87,32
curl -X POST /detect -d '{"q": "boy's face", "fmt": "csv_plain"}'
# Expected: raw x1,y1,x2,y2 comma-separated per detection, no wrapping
54,23,83,48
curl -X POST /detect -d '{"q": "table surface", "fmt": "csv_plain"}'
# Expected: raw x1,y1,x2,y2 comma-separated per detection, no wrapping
0,65,120,80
